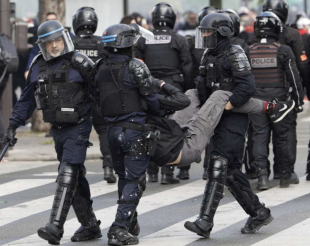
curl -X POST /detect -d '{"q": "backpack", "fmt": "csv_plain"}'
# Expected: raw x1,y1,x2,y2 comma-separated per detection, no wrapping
0,33,19,73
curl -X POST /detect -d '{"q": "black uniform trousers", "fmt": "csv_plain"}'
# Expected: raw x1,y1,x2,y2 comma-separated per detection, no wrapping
250,110,292,177
108,125,150,228
92,107,113,168
211,113,260,206
52,118,93,209
0,77,8,139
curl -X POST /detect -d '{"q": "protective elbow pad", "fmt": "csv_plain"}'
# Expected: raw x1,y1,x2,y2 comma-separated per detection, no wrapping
129,58,155,95
71,51,95,84
227,45,251,75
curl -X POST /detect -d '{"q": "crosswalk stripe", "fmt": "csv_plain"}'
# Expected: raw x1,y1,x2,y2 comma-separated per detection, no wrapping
251,218,310,246
3,179,206,245
0,179,55,197
0,161,57,176
0,181,117,227
138,176,310,246
33,171,99,176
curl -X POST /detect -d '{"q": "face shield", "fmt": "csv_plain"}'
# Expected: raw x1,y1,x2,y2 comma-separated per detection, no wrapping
37,29,74,61
195,27,217,49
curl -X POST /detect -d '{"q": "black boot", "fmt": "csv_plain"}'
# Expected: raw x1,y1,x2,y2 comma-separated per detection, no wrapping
71,187,102,242
202,168,208,180
38,163,79,245
148,174,158,182
104,166,117,183
177,169,190,180
107,226,139,246
161,174,180,184
128,212,140,236
307,173,310,181
241,204,273,234
256,168,268,191
185,156,227,238
279,171,292,188
290,172,299,184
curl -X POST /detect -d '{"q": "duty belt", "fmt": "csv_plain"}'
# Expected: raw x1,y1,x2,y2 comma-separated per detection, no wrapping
109,121,154,132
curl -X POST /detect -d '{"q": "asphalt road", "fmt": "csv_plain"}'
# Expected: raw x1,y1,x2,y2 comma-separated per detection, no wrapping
0,111,310,246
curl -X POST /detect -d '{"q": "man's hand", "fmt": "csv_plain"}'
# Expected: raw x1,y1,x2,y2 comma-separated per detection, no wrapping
153,78,165,89
225,101,234,110
1,124,17,147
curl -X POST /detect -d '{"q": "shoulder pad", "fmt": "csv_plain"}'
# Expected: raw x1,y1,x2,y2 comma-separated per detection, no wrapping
129,58,148,73
226,45,245,56
184,35,194,48
94,58,104,70
71,51,89,63
29,52,43,70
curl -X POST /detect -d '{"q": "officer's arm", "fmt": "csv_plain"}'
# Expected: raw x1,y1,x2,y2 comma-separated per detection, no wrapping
129,59,165,116
226,45,256,108
71,51,95,85
10,80,37,128
286,27,309,88
133,37,146,61
281,46,304,108
156,82,191,111
175,35,193,91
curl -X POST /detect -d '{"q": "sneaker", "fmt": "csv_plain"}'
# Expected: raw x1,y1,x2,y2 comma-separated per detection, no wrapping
184,219,212,238
37,223,63,245
241,206,273,234
177,169,190,180
107,226,139,246
71,220,102,242
268,100,295,123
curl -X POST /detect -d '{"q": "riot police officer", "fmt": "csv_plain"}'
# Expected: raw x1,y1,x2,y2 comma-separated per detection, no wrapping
97,23,165,245
72,7,117,183
184,13,273,238
1,20,101,244
249,0,307,180
249,12,303,189
135,2,193,184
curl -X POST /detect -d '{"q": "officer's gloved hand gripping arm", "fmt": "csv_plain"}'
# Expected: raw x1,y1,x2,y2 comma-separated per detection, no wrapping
129,58,165,116
226,46,256,108
281,46,304,112
153,78,191,111
71,52,96,85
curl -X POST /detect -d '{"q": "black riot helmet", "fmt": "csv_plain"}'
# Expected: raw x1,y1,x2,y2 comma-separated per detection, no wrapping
72,7,98,34
151,2,177,29
254,11,282,39
102,24,139,48
262,0,289,23
195,13,234,49
37,20,74,61
219,9,240,36
197,6,218,24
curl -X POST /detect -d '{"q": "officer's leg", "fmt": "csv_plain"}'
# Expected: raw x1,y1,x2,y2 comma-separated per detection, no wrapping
228,168,274,234
93,109,117,183
147,162,159,182
108,129,149,245
202,141,213,180
37,161,79,245
288,111,298,179
307,138,310,181
161,164,180,184
271,114,297,187
244,123,257,179
249,113,270,190
184,155,227,238
71,165,102,242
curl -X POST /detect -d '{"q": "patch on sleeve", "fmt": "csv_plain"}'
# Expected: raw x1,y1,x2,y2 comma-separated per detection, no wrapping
300,54,308,61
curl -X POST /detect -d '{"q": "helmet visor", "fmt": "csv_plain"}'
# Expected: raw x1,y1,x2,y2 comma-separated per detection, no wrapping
195,27,217,49
38,29,74,61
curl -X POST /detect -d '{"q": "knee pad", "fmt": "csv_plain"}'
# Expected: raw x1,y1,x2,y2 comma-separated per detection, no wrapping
207,156,227,184
57,162,79,188
225,173,256,217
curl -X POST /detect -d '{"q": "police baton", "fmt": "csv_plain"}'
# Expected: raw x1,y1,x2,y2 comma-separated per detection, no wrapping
0,143,9,162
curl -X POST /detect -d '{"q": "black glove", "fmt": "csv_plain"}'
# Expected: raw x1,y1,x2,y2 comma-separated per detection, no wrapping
2,124,18,147
152,77,165,90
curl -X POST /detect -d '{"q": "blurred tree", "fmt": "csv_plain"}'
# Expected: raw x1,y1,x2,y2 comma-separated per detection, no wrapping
210,0,222,9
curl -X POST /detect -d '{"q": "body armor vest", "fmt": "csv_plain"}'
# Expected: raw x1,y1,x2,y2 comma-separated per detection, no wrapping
144,30,181,76
73,35,101,62
34,58,89,126
97,59,142,117
203,47,237,92
249,42,287,88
